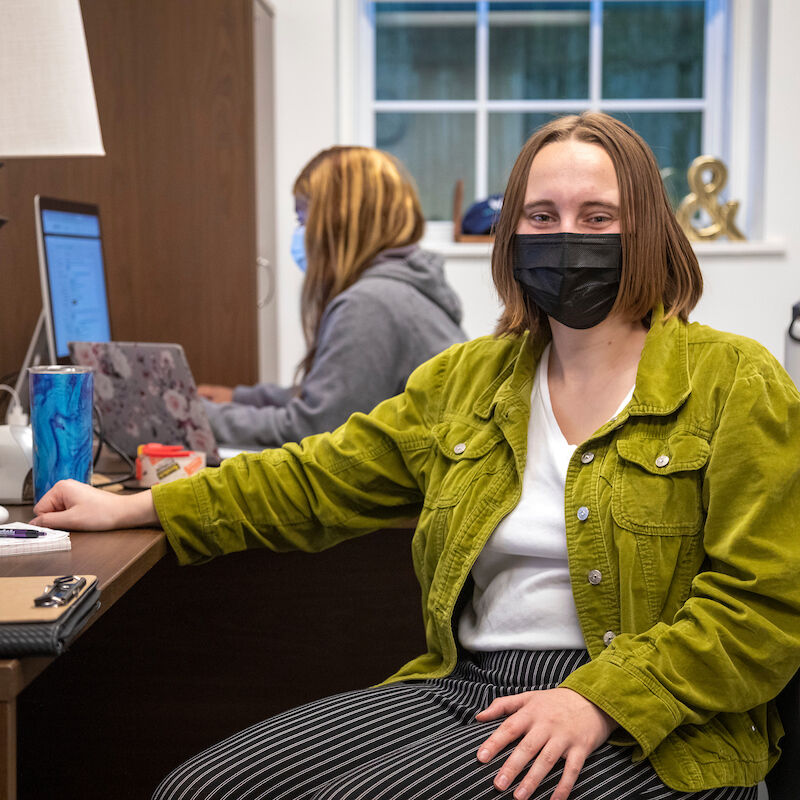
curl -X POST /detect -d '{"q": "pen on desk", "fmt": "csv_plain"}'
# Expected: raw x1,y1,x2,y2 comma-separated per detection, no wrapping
0,529,45,538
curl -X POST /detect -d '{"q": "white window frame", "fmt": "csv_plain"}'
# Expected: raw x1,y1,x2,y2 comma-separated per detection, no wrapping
337,0,768,242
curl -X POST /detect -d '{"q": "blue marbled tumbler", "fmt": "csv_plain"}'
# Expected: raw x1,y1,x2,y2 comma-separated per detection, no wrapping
29,366,94,503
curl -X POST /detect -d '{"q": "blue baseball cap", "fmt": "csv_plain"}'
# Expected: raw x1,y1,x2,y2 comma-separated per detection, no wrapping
462,194,503,235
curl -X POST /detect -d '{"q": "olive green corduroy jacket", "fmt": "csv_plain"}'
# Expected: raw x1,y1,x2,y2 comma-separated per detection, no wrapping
153,306,800,792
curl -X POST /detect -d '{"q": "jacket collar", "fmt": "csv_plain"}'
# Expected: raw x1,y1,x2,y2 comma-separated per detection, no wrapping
474,331,545,421
628,304,691,417
473,304,691,421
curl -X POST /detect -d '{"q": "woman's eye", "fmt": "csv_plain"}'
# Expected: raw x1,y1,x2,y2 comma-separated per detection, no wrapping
531,213,552,223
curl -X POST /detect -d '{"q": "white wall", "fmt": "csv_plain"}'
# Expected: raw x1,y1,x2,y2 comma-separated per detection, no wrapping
268,0,800,383
270,0,338,384
687,0,800,363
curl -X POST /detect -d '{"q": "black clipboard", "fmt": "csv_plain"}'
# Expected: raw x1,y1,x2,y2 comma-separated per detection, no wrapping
0,575,101,657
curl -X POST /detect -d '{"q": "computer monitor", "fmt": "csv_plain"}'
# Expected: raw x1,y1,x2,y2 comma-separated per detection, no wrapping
10,197,112,416
35,195,112,361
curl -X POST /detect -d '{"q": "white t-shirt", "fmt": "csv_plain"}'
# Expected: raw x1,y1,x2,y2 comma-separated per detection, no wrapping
458,343,633,652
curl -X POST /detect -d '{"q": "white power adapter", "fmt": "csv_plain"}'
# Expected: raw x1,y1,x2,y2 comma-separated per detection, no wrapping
0,383,28,427
6,401,28,427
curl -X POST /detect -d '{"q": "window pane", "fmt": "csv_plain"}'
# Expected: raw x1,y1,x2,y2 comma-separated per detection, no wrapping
488,112,580,195
375,2,476,101
376,112,476,221
610,111,703,207
603,1,705,99
489,2,590,100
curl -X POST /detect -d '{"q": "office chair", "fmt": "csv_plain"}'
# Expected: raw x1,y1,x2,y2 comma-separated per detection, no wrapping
764,668,800,798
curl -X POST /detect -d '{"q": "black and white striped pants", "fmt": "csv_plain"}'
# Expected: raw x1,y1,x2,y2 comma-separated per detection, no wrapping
153,649,758,800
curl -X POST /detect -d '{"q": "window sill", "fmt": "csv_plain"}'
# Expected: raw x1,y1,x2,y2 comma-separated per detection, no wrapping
691,240,786,258
424,239,494,259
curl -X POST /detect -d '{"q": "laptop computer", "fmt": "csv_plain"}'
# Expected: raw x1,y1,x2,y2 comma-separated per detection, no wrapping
68,341,221,463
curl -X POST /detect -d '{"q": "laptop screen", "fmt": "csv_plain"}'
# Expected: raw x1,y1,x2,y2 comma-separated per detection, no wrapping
37,197,111,359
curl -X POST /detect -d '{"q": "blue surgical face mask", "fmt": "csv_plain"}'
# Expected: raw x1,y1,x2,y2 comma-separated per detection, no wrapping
290,224,307,272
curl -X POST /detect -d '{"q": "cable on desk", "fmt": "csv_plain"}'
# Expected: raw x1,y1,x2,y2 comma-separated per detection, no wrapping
91,403,139,488
92,404,104,468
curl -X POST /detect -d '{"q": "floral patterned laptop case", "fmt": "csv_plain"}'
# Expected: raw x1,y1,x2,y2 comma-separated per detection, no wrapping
68,341,219,461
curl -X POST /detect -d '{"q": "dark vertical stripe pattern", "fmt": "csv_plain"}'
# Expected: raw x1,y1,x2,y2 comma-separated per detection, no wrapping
153,649,759,800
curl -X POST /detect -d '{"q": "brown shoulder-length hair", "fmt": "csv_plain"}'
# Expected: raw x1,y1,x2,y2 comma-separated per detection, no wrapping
293,146,425,378
492,112,702,338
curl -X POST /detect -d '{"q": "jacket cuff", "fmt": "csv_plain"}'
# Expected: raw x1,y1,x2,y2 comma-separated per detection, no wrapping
151,478,213,565
232,382,293,408
559,655,682,759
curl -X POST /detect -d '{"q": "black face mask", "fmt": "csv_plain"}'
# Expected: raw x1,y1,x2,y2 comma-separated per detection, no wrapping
513,233,622,329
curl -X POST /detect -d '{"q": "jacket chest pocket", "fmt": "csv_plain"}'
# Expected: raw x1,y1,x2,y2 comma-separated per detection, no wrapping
612,433,710,535
425,420,505,508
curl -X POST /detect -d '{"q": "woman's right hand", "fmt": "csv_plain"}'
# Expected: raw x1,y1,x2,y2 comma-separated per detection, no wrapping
31,480,160,531
197,384,234,403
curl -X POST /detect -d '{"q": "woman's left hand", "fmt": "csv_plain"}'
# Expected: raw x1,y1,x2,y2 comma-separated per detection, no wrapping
197,384,234,403
475,687,618,800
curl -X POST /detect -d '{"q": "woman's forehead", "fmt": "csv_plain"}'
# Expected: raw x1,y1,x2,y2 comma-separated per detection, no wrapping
525,140,619,198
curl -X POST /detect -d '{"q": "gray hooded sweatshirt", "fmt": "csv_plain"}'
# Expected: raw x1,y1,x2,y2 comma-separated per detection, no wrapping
205,245,466,448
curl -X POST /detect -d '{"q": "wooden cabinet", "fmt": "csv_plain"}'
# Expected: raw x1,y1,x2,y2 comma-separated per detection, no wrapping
0,0,272,390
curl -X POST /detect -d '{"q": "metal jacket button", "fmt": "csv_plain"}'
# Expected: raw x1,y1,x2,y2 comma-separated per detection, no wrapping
577,506,589,521
454,442,466,455
587,569,602,585
581,452,595,464
655,454,670,468
603,630,616,646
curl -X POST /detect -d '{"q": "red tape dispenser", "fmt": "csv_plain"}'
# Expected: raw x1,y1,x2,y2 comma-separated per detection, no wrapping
135,443,206,487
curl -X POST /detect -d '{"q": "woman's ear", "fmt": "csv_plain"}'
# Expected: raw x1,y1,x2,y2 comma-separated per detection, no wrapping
295,195,309,225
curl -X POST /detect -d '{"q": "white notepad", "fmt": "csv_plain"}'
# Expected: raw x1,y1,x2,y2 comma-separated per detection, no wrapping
0,523,71,558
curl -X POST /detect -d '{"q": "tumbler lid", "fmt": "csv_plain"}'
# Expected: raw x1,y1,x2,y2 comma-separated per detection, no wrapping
28,365,93,374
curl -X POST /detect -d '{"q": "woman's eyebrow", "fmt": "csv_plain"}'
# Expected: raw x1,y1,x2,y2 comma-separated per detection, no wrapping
579,201,619,213
521,200,619,213
522,200,557,213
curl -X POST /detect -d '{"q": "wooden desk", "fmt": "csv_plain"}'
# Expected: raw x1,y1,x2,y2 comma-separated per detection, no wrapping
0,498,423,799
0,509,167,800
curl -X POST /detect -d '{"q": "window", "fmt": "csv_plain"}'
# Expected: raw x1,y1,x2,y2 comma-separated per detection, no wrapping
360,0,729,223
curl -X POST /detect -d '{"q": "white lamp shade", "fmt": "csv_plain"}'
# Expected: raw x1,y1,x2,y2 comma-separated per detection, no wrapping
0,0,105,158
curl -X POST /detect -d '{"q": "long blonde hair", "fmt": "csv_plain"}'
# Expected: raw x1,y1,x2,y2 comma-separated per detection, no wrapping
492,113,702,339
293,146,425,378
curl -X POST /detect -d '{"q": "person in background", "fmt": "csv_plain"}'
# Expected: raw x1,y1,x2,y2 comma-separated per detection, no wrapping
33,113,800,800
197,146,466,448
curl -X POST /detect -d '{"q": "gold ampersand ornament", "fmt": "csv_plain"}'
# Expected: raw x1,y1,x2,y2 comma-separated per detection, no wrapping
676,155,746,241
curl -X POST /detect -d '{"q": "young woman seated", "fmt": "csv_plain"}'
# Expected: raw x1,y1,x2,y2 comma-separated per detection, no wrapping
197,146,466,448
33,113,800,800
